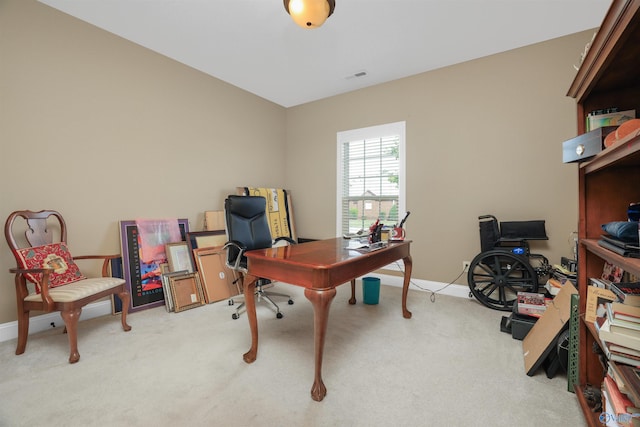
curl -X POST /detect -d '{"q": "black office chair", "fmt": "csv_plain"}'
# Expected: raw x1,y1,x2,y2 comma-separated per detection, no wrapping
223,195,295,319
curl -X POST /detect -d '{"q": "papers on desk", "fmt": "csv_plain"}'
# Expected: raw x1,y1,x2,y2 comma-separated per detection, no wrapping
346,240,388,253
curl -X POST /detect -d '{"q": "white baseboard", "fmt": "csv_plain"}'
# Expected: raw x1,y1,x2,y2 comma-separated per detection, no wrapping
370,273,470,299
0,300,112,344
0,275,468,344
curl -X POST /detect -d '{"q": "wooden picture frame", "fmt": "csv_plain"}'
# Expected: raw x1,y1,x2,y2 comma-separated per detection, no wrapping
160,268,188,312
166,242,193,273
118,219,189,313
169,272,205,312
193,246,239,303
186,230,227,269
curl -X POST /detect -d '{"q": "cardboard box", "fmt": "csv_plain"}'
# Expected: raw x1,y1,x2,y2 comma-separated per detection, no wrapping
204,211,225,231
522,282,577,376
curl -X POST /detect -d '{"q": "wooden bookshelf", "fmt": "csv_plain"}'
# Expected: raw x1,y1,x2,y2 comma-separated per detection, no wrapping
566,1,640,425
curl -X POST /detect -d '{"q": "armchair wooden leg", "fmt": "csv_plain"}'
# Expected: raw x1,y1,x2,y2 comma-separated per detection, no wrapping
60,308,82,364
118,291,132,332
15,309,29,356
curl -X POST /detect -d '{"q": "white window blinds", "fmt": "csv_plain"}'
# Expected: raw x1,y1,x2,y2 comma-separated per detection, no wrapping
337,122,405,236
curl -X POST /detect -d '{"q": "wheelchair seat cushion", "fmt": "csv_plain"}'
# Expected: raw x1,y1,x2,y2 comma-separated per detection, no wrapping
602,221,639,244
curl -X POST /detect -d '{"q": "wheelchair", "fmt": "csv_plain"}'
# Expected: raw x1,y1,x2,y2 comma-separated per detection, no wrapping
467,215,551,311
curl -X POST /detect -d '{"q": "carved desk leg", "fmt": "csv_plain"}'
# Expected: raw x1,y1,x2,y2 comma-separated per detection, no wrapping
402,255,413,319
242,274,259,364
304,287,337,402
348,279,356,305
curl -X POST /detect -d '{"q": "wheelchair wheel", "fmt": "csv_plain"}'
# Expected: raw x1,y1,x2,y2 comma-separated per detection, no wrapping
467,249,538,311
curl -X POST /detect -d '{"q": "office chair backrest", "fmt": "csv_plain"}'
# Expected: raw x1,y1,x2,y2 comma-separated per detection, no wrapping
225,195,273,268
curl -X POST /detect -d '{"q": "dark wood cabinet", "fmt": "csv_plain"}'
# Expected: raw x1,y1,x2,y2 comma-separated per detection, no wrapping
566,1,640,425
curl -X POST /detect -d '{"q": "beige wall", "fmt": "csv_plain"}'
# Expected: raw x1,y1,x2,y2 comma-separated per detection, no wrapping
285,31,587,283
1,0,590,323
0,0,287,323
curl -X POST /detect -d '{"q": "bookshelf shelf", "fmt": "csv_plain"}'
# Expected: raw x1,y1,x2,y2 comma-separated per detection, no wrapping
568,1,640,425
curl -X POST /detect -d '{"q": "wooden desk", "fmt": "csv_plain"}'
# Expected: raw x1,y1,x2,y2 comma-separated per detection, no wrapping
241,237,413,401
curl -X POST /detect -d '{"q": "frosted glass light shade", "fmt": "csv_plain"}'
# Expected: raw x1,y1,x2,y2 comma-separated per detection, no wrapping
284,0,335,29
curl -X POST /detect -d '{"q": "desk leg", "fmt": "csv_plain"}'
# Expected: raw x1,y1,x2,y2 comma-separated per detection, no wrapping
402,255,413,319
304,287,337,402
242,274,259,364
348,279,356,304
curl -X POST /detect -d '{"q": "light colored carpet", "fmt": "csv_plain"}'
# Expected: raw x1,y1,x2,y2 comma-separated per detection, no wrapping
0,283,584,426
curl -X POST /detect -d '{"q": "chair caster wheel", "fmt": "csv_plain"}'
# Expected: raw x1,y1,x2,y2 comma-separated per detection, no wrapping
288,299,294,305
276,312,284,319
468,292,473,299
232,313,239,320
228,300,234,306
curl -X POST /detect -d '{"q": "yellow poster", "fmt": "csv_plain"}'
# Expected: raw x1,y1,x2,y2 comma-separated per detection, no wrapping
246,188,291,240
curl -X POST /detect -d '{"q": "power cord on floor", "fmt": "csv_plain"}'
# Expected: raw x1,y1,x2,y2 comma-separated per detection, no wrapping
392,261,467,303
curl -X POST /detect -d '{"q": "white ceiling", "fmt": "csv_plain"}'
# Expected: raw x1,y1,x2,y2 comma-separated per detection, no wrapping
38,0,612,108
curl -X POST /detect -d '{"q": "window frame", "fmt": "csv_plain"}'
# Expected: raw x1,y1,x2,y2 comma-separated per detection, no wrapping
336,121,406,237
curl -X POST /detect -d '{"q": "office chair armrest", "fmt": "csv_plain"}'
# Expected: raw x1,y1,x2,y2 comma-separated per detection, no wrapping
274,237,297,245
223,240,247,272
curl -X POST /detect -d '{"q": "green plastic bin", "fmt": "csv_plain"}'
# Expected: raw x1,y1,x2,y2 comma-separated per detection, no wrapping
362,277,380,305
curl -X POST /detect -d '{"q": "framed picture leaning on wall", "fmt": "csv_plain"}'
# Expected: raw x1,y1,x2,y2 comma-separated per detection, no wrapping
118,219,189,313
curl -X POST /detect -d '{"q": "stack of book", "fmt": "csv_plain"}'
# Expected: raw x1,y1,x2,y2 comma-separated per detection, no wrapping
598,235,640,258
598,282,640,362
603,369,640,426
594,280,640,425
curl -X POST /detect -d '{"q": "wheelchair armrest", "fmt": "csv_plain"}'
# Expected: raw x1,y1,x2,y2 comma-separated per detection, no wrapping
479,214,497,221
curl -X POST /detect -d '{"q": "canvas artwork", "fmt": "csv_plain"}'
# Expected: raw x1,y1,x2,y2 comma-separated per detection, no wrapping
117,219,189,313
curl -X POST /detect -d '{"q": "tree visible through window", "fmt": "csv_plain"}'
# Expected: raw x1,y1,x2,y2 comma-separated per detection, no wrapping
337,122,406,236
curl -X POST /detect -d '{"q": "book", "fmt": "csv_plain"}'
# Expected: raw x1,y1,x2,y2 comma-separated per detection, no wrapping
611,302,640,322
604,375,635,419
615,362,640,409
610,344,640,360
599,239,640,258
608,304,640,333
516,292,548,317
599,318,640,352
610,361,631,396
611,351,640,368
611,323,640,339
612,283,640,307
603,262,625,283
587,109,635,132
602,385,626,427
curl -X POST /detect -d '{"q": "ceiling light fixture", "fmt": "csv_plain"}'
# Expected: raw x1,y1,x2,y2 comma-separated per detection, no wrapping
283,0,335,29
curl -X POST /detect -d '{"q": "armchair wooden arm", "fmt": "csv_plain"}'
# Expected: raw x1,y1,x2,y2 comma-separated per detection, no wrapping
10,267,55,312
73,254,121,278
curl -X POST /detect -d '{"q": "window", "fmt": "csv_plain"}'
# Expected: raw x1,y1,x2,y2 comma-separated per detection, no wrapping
337,121,406,236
